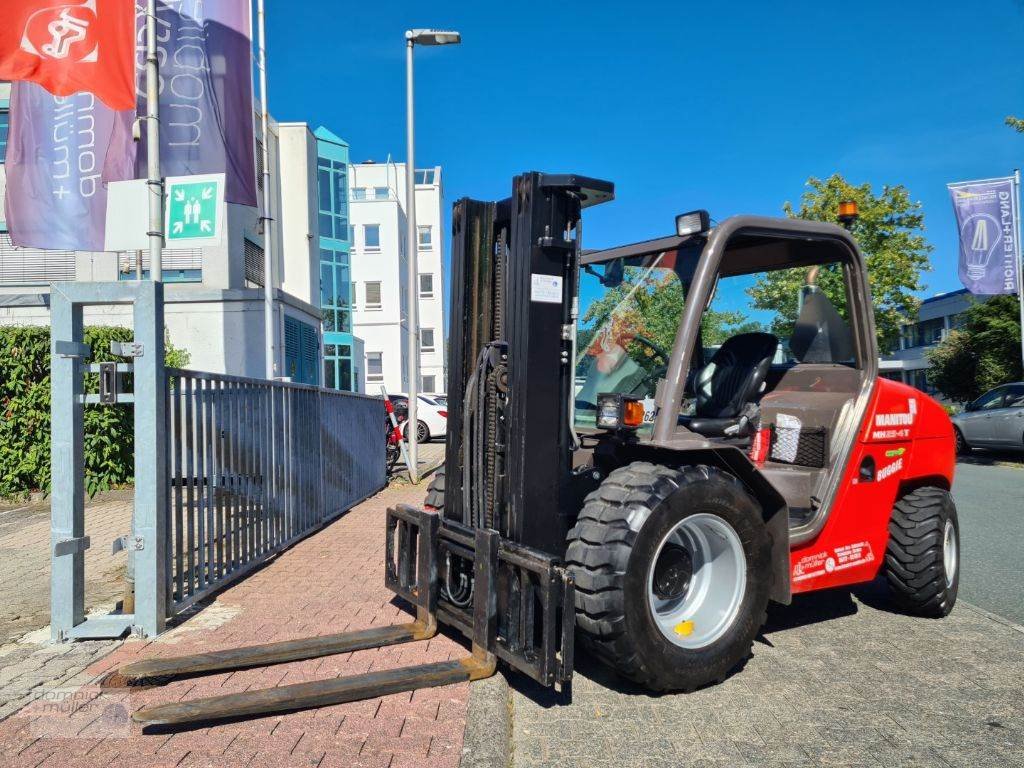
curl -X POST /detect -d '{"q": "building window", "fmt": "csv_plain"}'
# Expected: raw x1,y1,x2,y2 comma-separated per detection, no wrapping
365,281,382,309
324,342,355,392
418,226,432,250
318,158,348,240
910,317,945,348
364,224,380,250
423,375,436,393
421,328,435,353
244,239,265,286
373,186,389,200
367,352,384,382
0,110,9,162
415,169,435,185
419,273,434,297
351,187,368,201
320,248,351,333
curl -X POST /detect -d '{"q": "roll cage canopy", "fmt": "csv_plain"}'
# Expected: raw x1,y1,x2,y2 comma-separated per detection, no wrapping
582,216,861,279
581,215,879,445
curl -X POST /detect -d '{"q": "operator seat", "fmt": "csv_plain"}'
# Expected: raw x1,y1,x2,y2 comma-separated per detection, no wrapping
789,288,855,364
678,332,779,438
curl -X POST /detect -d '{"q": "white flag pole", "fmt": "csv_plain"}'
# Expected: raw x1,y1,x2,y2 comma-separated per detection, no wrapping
1016,169,1024,372
257,0,277,379
145,0,163,283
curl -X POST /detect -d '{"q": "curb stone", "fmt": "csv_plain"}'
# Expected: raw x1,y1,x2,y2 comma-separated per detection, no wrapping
960,599,1024,636
461,671,511,768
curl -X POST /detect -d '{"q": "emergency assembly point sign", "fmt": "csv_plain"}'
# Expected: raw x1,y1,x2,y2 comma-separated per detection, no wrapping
165,173,226,248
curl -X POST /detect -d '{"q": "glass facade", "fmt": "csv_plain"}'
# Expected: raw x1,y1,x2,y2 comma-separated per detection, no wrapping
0,109,9,162
315,127,358,392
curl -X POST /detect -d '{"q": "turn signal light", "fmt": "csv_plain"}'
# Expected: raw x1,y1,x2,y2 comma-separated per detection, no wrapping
622,399,645,428
438,410,448,419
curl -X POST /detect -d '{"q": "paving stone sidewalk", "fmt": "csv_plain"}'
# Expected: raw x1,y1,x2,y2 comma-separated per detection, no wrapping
0,491,134,646
505,585,1024,768
0,482,470,768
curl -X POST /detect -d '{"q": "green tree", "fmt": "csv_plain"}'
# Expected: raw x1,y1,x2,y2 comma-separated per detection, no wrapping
748,174,932,354
1006,116,1024,133
927,295,1023,403
579,271,761,378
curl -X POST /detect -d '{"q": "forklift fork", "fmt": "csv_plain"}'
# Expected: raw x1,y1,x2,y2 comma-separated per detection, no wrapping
124,510,502,727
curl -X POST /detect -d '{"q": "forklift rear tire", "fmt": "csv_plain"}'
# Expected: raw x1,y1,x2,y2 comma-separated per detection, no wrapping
566,462,772,692
424,467,445,514
884,487,959,617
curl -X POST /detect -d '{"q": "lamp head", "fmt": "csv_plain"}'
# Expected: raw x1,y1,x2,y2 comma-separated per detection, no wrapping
406,29,462,46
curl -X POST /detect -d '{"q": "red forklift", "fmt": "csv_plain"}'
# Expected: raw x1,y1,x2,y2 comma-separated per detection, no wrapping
120,173,959,724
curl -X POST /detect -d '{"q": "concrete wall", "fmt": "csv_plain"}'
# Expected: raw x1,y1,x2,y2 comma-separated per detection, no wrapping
277,123,319,307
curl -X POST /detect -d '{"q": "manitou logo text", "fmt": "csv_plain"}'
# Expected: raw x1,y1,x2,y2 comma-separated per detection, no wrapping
875,398,918,428
20,1,99,63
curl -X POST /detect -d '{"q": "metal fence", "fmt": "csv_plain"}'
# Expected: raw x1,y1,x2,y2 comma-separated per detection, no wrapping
166,369,385,613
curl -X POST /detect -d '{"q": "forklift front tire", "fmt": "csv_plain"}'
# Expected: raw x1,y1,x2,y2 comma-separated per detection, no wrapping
566,462,772,692
884,487,959,618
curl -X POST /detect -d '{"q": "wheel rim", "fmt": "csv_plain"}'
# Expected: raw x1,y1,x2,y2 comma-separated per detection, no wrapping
943,519,958,588
955,430,964,453
418,422,428,442
646,513,747,650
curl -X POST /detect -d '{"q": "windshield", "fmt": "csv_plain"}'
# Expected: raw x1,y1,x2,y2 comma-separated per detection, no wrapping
575,247,697,433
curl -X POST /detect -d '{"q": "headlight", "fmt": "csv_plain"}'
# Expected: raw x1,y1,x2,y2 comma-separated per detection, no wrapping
596,393,645,431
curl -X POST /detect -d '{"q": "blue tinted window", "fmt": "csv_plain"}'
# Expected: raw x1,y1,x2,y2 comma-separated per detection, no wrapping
0,111,9,162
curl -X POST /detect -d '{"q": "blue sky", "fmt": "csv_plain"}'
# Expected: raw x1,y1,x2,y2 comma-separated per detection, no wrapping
267,0,1024,303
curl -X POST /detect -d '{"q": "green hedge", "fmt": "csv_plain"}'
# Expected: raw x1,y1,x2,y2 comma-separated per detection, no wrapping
0,326,189,499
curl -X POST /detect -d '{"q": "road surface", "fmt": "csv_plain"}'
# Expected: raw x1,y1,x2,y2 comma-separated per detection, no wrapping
952,455,1024,624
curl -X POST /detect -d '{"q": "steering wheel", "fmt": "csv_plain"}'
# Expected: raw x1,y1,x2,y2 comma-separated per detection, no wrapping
626,335,671,391
631,334,670,365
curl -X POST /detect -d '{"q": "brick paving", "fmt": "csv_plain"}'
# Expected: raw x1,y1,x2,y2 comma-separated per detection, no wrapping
0,482,470,768
507,585,1024,768
0,491,134,646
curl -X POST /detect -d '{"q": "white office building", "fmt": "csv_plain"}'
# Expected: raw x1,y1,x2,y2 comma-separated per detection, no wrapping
348,161,446,396
881,288,979,397
0,82,326,383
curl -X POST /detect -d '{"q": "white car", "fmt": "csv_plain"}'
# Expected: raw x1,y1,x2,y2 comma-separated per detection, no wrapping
391,394,448,442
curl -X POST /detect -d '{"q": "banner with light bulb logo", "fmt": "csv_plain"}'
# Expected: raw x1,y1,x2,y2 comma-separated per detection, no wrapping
948,177,1021,296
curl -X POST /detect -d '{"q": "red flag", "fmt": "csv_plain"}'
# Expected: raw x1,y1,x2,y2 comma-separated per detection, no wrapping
0,0,135,111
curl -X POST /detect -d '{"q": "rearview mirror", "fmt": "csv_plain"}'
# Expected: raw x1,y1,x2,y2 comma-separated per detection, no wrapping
602,260,624,288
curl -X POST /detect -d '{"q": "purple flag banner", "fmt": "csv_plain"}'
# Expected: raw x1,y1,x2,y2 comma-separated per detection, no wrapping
948,177,1021,296
5,81,133,251
123,0,258,207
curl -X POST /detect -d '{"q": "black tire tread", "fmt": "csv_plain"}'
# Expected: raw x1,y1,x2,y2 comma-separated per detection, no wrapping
884,486,957,617
424,467,445,512
565,461,759,691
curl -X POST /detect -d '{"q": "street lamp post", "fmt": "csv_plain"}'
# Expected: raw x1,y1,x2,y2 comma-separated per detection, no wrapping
404,28,461,483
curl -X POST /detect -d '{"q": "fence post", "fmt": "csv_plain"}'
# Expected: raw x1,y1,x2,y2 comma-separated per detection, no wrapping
50,285,86,642
132,282,168,637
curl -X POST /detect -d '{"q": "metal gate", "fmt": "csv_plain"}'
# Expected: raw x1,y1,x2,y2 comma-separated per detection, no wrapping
166,370,385,612
50,281,386,641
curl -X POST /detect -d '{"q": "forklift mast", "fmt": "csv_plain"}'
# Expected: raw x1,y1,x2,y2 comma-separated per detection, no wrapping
444,172,614,555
